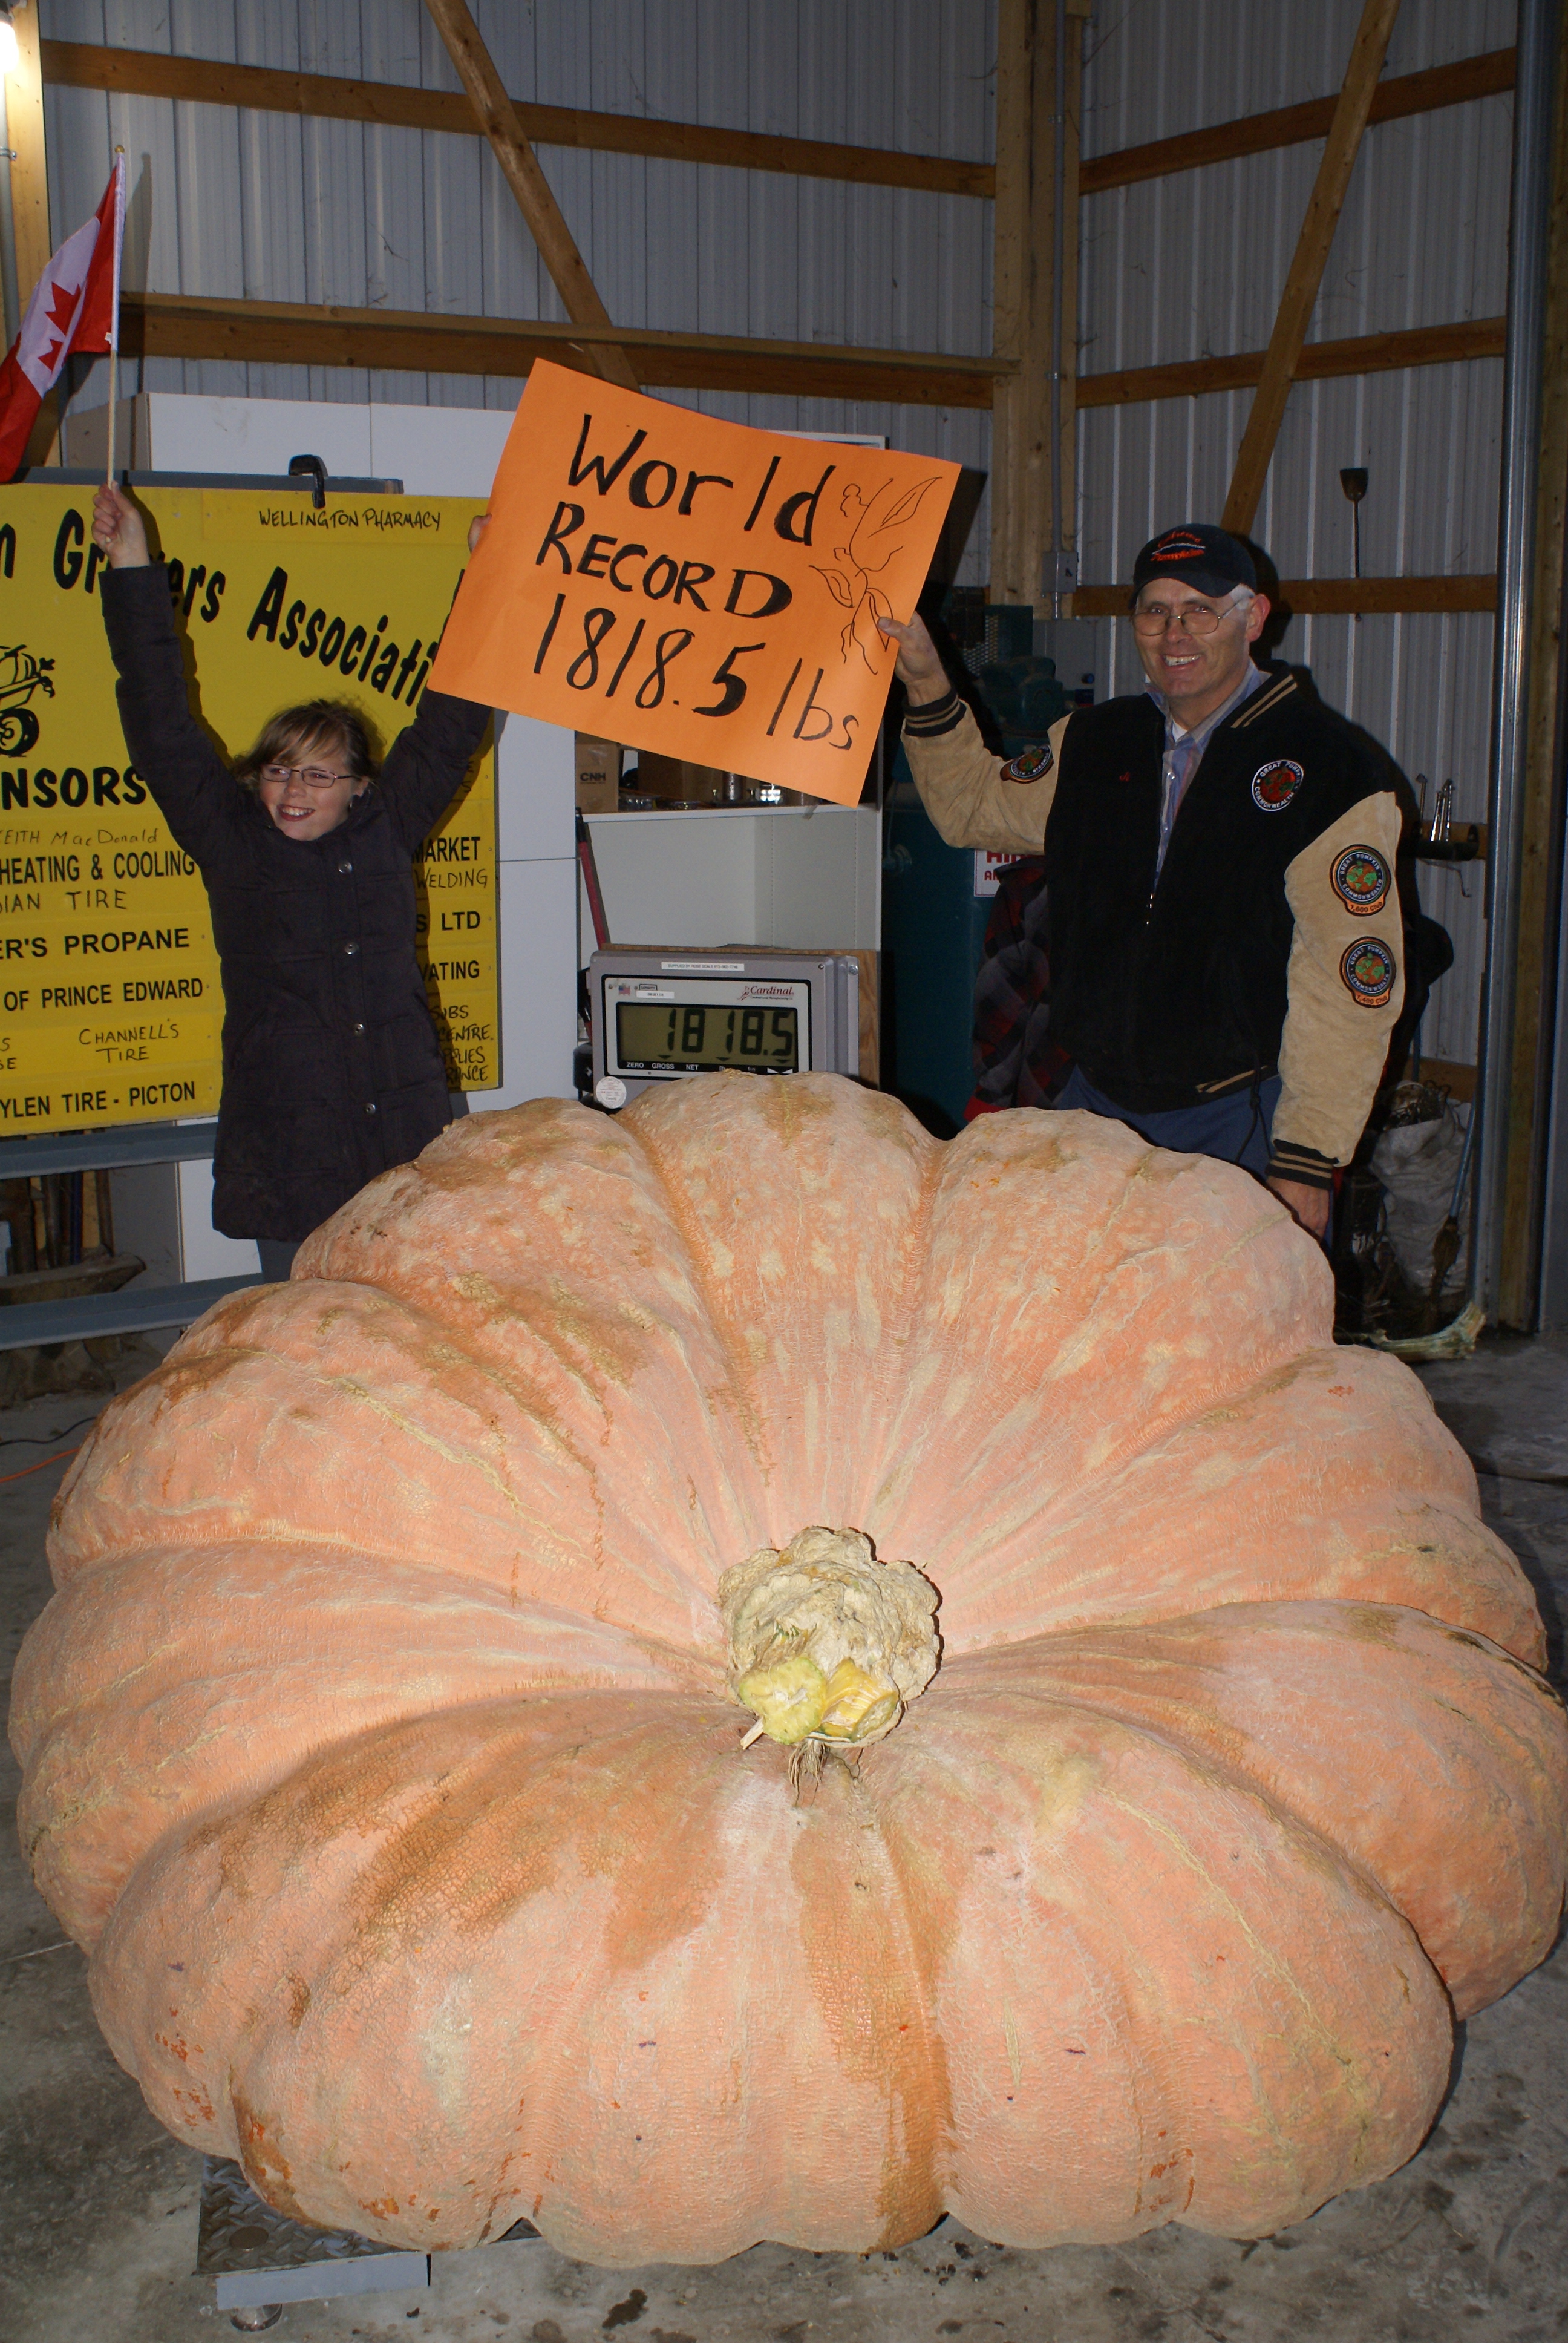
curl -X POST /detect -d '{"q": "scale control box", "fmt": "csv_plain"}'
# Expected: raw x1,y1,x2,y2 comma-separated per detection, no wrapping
589,946,860,1108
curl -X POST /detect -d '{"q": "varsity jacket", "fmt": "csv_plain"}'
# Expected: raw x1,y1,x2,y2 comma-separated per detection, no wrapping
903,667,1403,1189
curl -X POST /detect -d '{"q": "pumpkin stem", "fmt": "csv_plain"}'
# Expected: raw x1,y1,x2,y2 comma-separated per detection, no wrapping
719,1526,940,1751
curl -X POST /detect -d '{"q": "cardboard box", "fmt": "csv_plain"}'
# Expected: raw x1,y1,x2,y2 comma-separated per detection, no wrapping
575,735,622,815
636,753,728,805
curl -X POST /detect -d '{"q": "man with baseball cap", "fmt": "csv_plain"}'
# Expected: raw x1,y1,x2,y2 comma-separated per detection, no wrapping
881,522,1403,1237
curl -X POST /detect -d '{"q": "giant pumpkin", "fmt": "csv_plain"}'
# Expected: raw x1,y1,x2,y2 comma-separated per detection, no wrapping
12,1077,1567,2266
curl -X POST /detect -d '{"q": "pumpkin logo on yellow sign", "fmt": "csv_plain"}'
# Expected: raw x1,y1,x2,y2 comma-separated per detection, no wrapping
0,643,55,753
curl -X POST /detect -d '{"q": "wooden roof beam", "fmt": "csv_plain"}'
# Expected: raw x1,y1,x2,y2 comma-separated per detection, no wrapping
420,0,638,392
1082,47,1515,196
114,293,1499,415
120,289,1008,409
40,39,1515,206
1079,316,1505,409
990,0,1088,609
40,39,987,199
1073,576,1495,615
5,0,51,311
1221,0,1404,537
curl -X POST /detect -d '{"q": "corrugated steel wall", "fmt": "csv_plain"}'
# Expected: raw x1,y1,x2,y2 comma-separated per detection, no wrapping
1079,0,1516,1068
45,0,1508,1059
44,0,999,576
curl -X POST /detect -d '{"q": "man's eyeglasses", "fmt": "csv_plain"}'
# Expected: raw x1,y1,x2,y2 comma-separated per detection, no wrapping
1131,593,1249,637
259,764,354,790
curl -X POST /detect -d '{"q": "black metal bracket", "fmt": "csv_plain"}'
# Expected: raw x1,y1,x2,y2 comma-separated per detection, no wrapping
287,453,328,509
1415,824,1483,864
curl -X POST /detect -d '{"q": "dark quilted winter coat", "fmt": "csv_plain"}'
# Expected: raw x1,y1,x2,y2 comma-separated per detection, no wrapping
103,562,491,1243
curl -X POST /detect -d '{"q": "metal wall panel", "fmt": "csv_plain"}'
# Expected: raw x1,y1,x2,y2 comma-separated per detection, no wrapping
40,0,1514,1022
45,0,999,577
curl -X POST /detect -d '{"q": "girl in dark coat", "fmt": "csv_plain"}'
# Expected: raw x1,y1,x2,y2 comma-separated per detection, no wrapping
91,483,493,1282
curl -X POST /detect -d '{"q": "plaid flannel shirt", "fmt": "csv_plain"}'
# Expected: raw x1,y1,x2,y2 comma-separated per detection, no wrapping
965,857,1072,1119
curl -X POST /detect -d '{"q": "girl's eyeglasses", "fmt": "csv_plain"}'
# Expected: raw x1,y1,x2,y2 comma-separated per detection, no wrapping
259,764,354,790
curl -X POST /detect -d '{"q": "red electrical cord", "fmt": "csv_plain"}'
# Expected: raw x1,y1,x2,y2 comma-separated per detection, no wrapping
0,1444,83,1484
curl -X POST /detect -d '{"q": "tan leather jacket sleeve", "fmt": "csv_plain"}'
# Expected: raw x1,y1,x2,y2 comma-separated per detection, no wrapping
902,702,1072,854
1270,793,1404,1184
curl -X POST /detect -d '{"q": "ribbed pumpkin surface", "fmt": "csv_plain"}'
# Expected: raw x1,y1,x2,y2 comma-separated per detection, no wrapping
12,1076,1566,2265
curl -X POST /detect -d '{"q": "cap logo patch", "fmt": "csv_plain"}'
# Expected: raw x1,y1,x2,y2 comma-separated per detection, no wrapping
1001,742,1054,784
1340,937,1397,1008
1332,845,1391,916
1152,529,1207,564
1252,758,1305,810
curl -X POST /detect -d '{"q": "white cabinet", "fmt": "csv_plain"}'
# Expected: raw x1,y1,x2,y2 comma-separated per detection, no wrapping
584,806,881,957
67,391,516,497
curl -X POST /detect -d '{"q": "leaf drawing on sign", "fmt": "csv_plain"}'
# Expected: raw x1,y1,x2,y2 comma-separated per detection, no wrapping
811,474,941,672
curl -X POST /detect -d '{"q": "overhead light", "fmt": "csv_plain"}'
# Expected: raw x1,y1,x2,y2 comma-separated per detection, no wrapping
0,10,19,79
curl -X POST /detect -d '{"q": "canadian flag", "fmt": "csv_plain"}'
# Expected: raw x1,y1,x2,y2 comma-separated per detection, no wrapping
0,157,125,482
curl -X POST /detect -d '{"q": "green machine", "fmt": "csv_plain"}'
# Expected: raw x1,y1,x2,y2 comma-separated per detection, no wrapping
881,604,1073,1133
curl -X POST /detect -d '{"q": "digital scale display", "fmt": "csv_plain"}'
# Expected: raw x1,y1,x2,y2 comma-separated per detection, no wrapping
616,1000,799,1073
590,950,858,1109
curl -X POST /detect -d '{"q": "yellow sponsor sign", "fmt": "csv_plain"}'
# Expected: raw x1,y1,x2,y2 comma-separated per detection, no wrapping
0,484,497,1136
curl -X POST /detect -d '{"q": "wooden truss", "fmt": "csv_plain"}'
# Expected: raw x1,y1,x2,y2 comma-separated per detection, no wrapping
13,24,1524,615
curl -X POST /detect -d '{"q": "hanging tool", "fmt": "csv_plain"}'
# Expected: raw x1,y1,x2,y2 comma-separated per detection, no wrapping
1340,467,1368,622
576,809,612,950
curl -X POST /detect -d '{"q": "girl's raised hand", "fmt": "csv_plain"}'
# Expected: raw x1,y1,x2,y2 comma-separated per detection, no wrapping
91,483,150,569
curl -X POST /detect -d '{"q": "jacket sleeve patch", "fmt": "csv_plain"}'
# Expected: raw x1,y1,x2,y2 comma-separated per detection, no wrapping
1001,742,1054,784
1252,758,1304,809
1331,844,1391,916
1340,937,1397,1007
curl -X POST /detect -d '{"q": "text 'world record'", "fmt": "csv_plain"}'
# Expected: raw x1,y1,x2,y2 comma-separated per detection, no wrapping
428,362,958,807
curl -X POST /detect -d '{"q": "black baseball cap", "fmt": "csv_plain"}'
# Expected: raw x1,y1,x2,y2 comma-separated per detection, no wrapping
1130,523,1257,604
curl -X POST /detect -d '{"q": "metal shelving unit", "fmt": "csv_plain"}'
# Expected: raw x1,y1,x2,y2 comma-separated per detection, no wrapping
0,1123,260,1351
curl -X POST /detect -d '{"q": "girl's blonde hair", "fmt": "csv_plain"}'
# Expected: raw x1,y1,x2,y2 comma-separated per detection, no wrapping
233,700,381,795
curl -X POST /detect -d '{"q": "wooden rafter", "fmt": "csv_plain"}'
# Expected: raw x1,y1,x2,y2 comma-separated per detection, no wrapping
1079,318,1505,410
39,38,1515,208
1221,0,1404,536
5,0,59,466
43,16,1511,456
1073,577,1496,616
7,2,51,309
420,0,638,392
1081,47,1515,197
41,40,990,199
113,292,1504,416
990,0,1086,609
119,290,1008,409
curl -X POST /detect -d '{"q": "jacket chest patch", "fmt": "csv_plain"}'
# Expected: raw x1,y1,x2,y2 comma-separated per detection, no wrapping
1252,758,1305,810
1332,845,1391,915
1341,937,1397,1007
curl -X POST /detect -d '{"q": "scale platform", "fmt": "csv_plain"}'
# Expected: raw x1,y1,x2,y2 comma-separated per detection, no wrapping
198,2156,541,2316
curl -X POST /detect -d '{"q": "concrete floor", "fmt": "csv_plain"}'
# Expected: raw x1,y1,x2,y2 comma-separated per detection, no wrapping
3,1339,1566,2343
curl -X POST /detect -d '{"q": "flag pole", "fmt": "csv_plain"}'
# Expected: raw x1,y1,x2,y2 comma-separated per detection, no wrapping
105,149,125,487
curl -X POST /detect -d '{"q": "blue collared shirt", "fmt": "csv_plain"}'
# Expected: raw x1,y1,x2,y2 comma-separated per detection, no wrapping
1148,660,1269,876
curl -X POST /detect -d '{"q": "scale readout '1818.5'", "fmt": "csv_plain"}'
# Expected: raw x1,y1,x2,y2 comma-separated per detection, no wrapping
615,999,799,1073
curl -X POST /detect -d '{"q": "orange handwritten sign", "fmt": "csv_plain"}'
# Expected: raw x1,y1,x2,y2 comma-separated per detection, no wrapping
428,362,958,808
